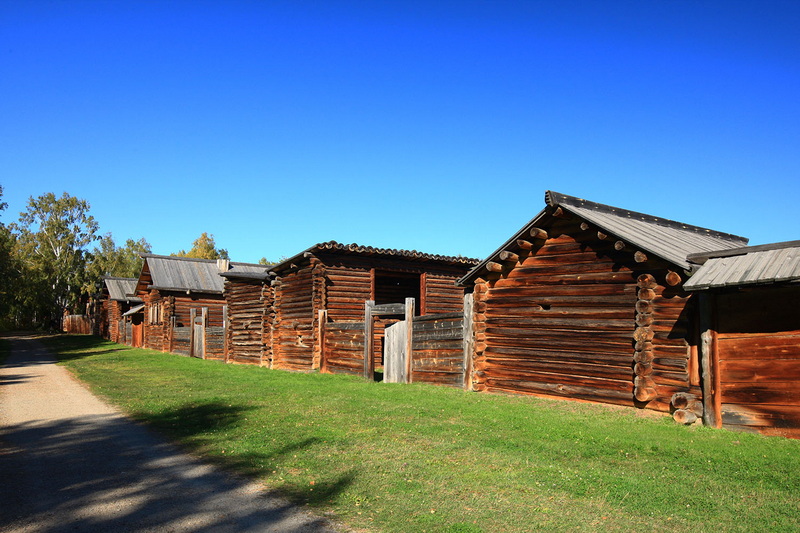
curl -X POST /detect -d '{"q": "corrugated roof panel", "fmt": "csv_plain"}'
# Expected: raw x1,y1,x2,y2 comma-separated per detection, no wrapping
567,205,746,270
685,245,800,290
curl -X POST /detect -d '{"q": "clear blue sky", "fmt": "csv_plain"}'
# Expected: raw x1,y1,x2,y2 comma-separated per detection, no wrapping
2,1,799,264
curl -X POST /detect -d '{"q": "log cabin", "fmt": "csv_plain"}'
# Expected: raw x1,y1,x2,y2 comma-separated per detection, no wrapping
457,190,748,414
221,241,479,375
684,240,800,438
134,254,267,359
98,277,142,345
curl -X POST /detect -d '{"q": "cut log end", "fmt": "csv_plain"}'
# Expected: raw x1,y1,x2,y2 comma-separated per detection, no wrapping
634,251,648,263
529,227,549,240
665,270,682,286
635,386,657,402
673,409,698,425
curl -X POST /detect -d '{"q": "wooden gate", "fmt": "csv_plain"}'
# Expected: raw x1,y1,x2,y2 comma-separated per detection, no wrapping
384,320,409,383
190,308,207,359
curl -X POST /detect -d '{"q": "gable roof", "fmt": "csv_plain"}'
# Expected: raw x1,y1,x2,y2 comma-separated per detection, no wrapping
103,277,141,303
271,240,480,274
458,190,749,286
136,255,268,294
684,240,800,291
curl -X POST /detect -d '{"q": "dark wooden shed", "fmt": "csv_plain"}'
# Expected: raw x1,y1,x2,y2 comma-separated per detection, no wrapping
221,241,478,375
134,254,266,359
99,277,142,345
685,240,800,437
458,191,748,413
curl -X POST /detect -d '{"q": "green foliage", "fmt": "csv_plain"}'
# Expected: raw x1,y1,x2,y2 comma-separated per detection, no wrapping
52,336,800,533
9,192,99,327
173,232,228,260
87,234,151,280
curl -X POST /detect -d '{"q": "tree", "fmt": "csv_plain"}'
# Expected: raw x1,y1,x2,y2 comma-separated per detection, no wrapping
0,186,18,325
87,234,151,280
173,232,229,260
11,192,99,327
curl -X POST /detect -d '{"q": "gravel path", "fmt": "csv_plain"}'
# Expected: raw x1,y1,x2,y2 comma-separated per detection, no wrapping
0,335,340,533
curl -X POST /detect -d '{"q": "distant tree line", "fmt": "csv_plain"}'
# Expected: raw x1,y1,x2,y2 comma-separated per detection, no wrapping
0,188,228,330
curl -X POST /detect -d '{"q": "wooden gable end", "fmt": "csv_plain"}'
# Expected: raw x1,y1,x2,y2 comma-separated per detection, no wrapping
471,212,699,413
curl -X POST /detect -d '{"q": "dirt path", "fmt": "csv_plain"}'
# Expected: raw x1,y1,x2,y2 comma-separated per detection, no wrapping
0,335,339,533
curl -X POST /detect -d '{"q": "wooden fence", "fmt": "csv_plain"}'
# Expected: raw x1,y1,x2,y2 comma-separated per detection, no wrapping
63,314,92,334
320,295,473,388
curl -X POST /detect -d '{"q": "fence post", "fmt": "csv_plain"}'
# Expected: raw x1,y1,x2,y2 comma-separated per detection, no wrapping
405,297,415,384
201,307,208,360
318,309,328,373
363,300,375,380
462,293,474,390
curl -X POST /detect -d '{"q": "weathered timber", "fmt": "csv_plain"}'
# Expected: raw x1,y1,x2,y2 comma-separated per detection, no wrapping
499,251,519,263
634,251,648,263
530,227,549,240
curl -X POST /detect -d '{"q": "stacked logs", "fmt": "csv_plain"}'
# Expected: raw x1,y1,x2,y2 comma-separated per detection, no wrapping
470,279,489,392
633,274,658,402
671,392,704,424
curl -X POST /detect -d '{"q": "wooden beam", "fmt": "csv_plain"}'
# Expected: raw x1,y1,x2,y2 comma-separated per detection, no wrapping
634,251,648,263
553,207,565,217
486,261,504,273
516,239,534,250
405,297,414,384
580,222,590,231
597,231,608,240
363,300,375,380
614,240,625,251
499,251,519,262
529,227,548,240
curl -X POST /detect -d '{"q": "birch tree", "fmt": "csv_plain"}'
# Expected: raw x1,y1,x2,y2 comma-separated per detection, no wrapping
12,192,99,327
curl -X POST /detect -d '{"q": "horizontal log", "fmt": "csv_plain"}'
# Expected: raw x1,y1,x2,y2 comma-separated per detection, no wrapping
580,222,590,231
530,227,549,240
672,409,698,425
499,251,519,262
634,386,657,402
486,261,504,273
516,239,534,250
614,240,625,251
634,251,648,263
597,231,608,240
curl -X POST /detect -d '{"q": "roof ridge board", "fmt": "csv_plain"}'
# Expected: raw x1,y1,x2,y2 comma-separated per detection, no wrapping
142,253,256,265
320,240,480,262
687,239,800,263
546,190,748,243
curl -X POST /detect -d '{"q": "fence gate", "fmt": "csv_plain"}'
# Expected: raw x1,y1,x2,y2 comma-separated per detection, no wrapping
366,298,414,382
190,307,208,359
384,320,408,383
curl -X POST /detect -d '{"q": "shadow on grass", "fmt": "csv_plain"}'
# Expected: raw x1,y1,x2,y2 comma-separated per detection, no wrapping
131,402,358,507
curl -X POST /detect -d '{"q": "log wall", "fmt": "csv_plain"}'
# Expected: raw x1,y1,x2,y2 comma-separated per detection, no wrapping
471,217,697,412
224,278,268,366
712,286,800,438
272,263,317,371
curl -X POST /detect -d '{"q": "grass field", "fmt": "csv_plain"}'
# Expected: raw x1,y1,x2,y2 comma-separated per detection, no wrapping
44,335,800,532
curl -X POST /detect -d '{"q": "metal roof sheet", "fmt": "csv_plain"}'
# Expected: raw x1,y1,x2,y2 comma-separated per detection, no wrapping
141,255,268,293
684,242,800,291
547,191,748,270
458,190,748,286
103,277,141,302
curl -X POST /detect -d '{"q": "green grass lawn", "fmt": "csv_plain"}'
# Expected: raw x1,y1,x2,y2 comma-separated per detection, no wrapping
46,335,800,532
